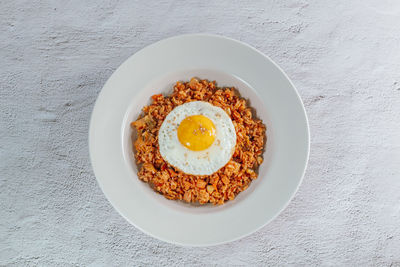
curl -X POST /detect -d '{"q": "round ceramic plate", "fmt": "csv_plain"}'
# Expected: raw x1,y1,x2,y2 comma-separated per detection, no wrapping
89,34,309,246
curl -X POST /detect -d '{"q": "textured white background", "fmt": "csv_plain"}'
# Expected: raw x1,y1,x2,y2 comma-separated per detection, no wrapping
1,0,400,266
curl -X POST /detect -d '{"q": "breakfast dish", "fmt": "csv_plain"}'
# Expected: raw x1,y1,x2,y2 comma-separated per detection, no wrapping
131,78,266,205
90,34,309,245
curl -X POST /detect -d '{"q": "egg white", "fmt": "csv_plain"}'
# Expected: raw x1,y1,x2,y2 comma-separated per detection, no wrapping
158,101,236,175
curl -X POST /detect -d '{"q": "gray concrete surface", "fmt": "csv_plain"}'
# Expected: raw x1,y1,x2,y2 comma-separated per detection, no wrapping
1,0,400,266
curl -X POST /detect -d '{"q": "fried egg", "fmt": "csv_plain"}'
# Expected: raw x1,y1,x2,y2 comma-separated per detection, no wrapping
158,101,236,175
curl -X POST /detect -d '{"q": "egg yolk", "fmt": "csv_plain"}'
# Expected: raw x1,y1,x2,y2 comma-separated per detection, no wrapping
177,115,216,151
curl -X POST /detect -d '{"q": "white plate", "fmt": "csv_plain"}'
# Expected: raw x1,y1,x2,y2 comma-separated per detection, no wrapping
89,34,309,246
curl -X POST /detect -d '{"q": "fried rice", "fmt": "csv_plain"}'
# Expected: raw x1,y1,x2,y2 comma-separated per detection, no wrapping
131,78,266,205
